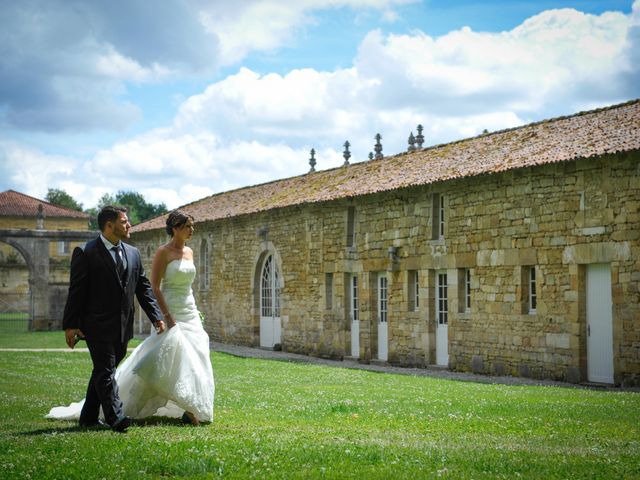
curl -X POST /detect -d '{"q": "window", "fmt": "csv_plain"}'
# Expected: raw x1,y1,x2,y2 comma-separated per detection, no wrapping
431,194,445,240
57,241,69,255
325,273,333,310
529,267,537,314
465,269,471,312
457,268,471,313
408,270,419,311
346,206,356,247
521,266,537,314
351,274,359,321
261,254,280,317
199,239,210,290
378,275,388,323
437,272,448,325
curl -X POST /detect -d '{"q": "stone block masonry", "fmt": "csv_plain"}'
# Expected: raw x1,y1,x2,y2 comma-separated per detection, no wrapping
132,151,639,386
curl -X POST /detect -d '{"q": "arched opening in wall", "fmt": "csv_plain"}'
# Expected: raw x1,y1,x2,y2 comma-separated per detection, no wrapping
0,241,30,332
254,251,282,349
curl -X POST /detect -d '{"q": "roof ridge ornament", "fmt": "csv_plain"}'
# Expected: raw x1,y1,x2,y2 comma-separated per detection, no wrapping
408,132,416,152
374,133,383,160
343,141,351,166
309,148,316,173
416,125,424,149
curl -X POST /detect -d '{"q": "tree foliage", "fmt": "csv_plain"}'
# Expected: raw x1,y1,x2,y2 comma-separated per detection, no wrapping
45,188,83,211
113,191,168,226
46,188,168,230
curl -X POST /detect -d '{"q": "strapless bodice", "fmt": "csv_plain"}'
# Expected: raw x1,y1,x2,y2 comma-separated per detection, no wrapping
161,259,197,320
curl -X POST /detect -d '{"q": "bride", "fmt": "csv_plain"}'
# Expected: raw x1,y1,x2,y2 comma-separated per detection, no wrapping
47,210,215,425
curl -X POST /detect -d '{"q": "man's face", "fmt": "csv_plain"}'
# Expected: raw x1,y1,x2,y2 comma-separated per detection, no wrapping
111,212,131,241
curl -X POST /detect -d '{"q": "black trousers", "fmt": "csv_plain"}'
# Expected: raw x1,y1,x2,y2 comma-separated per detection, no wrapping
79,339,128,426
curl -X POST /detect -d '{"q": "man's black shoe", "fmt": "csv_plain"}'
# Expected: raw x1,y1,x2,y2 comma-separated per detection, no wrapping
112,416,131,433
79,419,108,429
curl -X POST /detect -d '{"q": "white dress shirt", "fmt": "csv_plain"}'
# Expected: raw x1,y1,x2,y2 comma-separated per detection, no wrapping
100,234,128,271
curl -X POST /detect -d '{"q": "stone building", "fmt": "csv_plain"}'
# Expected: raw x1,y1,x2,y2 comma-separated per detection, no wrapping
131,100,640,386
0,190,90,324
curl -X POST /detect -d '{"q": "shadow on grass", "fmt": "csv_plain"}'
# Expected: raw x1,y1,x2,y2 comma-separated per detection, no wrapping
20,417,188,436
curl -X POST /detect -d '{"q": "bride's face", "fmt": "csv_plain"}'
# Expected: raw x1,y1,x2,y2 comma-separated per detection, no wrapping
174,219,194,241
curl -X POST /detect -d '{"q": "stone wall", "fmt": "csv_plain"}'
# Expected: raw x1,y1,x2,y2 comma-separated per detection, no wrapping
0,216,88,261
132,151,639,385
0,216,90,327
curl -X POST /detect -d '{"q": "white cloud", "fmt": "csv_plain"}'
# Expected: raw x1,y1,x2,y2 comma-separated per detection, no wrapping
0,0,218,132
0,141,79,200
95,46,173,82
198,0,414,65
355,7,634,116
173,5,637,159
1,2,637,211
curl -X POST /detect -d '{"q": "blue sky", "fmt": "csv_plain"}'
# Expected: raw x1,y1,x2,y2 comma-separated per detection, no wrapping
1,0,638,210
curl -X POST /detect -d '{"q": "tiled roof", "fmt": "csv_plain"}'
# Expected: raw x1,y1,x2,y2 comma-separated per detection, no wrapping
0,190,90,219
132,99,640,233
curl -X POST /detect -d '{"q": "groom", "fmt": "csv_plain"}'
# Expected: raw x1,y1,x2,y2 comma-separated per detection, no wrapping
63,205,165,432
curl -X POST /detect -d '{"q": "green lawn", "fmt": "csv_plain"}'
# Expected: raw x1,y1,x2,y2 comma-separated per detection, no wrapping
0,340,638,479
0,320,142,349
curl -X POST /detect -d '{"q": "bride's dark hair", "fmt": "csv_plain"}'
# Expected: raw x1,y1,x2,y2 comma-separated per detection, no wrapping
165,210,194,236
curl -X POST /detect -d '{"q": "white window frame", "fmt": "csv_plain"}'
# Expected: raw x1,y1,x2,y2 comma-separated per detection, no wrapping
351,274,359,321
261,254,280,318
199,239,210,291
432,194,445,240
529,266,537,314
439,194,445,239
378,275,388,323
437,272,448,325
408,270,419,312
57,241,69,255
465,268,471,313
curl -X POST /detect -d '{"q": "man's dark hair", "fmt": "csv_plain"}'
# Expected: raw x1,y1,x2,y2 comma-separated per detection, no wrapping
98,205,127,232
165,210,194,236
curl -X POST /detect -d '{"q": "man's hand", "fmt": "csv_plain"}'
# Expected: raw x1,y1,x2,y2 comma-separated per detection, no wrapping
65,328,84,349
155,320,166,334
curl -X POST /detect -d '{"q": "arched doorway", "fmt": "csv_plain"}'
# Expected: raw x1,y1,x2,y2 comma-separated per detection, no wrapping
259,253,281,348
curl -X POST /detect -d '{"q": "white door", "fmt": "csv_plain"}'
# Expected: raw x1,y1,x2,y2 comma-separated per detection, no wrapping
350,274,360,358
436,271,449,366
260,254,281,348
378,274,388,361
587,264,614,384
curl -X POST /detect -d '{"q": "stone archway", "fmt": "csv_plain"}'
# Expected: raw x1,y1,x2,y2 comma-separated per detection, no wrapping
0,229,96,330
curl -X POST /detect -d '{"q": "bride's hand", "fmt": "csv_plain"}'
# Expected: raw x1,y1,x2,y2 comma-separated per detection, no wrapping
164,313,177,329
155,320,166,334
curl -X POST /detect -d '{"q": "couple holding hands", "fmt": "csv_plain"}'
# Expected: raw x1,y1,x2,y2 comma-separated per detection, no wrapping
47,206,214,431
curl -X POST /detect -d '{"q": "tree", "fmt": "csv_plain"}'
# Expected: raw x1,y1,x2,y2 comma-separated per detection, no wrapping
85,191,167,229
85,193,116,230
114,191,168,226
45,188,83,211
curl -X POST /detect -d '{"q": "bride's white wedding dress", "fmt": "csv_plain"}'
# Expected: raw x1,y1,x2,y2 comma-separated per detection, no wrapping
47,258,215,423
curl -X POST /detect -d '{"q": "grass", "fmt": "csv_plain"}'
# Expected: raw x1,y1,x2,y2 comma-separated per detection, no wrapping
0,319,142,349
0,336,638,479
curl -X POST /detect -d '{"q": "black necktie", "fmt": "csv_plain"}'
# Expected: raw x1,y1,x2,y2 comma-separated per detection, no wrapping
112,245,126,282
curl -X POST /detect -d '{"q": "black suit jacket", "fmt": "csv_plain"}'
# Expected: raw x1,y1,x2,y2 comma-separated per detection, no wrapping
63,237,163,343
